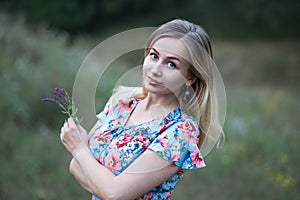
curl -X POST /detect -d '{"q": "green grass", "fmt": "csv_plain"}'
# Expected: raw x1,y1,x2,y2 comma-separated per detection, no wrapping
1,86,298,200
173,87,300,200
0,13,299,199
0,126,90,199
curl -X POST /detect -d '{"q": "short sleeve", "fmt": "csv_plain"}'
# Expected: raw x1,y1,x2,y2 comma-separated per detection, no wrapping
148,117,206,169
96,97,113,124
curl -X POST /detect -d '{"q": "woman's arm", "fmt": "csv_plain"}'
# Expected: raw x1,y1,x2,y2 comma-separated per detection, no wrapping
70,148,179,200
67,119,101,192
61,118,179,200
69,158,93,193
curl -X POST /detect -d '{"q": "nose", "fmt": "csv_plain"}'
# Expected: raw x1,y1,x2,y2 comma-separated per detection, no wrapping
150,63,162,77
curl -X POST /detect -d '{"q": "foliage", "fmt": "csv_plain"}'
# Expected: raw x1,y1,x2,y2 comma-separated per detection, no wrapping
1,88,299,199
42,88,82,123
1,0,300,39
0,13,83,128
0,126,90,199
0,13,139,130
0,13,299,199
173,87,300,199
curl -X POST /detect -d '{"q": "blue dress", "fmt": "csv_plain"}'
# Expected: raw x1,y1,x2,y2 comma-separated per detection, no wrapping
89,98,205,200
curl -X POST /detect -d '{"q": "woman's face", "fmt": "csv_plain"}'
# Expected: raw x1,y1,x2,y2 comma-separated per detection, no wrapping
143,37,192,97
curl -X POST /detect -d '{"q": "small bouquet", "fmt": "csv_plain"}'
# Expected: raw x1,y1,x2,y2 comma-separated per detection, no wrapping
42,88,82,123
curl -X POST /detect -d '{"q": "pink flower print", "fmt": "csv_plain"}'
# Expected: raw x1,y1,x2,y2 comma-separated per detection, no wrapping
103,104,113,116
93,131,112,143
143,192,153,200
114,135,134,148
104,151,122,172
160,125,168,133
191,151,206,168
181,113,188,120
116,99,133,113
160,137,170,148
136,135,148,149
177,121,197,143
171,154,180,161
166,191,172,198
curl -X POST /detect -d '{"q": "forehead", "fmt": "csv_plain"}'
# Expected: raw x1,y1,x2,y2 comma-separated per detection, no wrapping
151,37,190,61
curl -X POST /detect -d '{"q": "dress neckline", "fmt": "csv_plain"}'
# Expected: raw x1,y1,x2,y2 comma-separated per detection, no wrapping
122,98,182,129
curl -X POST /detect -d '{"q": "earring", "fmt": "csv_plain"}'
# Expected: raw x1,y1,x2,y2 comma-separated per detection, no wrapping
182,84,191,103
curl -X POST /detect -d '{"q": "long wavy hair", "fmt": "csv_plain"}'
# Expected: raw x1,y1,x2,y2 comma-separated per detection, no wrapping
114,19,226,155
143,19,225,153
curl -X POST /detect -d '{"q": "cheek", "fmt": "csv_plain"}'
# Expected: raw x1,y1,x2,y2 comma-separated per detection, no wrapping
143,54,151,64
142,64,150,79
142,63,149,74
168,72,188,84
142,58,152,73
164,74,187,92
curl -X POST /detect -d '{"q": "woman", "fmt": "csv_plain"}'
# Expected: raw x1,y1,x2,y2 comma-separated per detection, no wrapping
60,19,226,200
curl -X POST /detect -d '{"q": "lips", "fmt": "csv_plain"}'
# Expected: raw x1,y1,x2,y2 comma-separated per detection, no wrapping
147,76,162,85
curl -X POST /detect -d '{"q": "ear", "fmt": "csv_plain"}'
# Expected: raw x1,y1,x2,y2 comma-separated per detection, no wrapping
186,76,196,86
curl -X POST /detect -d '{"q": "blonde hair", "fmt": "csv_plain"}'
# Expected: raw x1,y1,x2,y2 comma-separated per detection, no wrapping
114,19,226,156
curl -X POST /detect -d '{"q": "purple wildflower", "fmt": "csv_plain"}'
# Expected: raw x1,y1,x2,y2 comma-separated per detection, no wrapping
42,97,59,104
42,87,82,123
51,88,71,107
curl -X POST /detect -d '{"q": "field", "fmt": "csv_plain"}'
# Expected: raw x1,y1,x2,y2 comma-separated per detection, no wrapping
0,15,299,199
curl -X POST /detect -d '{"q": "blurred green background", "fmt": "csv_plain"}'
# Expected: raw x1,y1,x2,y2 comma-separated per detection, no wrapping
0,1,299,199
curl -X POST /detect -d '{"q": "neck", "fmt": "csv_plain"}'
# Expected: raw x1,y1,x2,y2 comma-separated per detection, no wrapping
141,93,179,112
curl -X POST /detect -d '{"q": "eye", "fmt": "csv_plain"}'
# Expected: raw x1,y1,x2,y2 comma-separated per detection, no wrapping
168,61,176,69
150,53,158,60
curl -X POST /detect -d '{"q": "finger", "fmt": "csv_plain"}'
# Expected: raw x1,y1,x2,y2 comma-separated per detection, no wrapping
76,123,86,133
68,117,76,126
60,127,65,142
63,121,69,130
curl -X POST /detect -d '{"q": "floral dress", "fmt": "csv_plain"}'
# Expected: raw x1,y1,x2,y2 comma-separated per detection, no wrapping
89,98,205,200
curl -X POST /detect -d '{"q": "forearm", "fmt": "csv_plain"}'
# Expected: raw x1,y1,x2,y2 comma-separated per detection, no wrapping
69,149,179,200
70,149,118,200
69,158,93,193
61,118,136,199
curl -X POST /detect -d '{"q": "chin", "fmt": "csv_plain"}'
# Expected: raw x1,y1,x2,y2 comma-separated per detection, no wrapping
144,85,173,96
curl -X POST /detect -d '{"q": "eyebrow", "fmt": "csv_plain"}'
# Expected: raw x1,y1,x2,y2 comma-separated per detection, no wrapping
151,48,182,63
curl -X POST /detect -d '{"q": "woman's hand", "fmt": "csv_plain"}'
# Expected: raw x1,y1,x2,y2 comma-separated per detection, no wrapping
60,117,89,157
